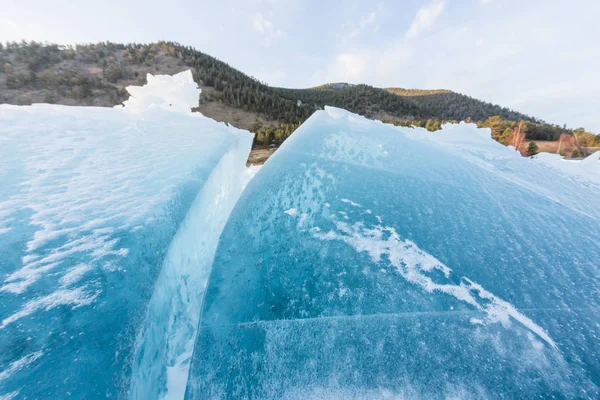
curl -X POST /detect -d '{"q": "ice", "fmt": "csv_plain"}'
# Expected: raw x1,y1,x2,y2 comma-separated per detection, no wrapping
241,164,262,190
121,70,202,114
534,151,600,186
186,107,600,398
0,71,253,399
129,146,252,400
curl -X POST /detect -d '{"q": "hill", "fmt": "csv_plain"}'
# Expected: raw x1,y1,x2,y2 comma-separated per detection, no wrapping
1,41,598,154
311,82,355,91
386,88,534,122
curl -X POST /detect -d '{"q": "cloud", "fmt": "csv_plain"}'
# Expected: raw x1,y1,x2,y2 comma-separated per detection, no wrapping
347,11,377,39
331,52,369,82
251,13,270,33
376,45,412,79
1,16,18,30
345,3,384,40
405,0,446,39
250,13,283,45
255,67,287,86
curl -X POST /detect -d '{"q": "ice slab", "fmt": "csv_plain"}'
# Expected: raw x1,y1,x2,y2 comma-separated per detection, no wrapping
0,71,253,399
186,107,600,399
534,151,600,186
122,70,202,114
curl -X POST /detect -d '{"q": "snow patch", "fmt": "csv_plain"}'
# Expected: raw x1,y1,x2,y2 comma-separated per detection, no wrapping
534,151,600,186
121,70,201,114
0,351,43,382
340,198,361,207
1,287,99,328
313,201,556,349
60,263,92,286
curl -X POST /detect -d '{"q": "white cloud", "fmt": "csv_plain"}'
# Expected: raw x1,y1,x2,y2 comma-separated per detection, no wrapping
405,0,446,39
252,13,271,33
255,67,287,86
332,52,369,82
347,11,377,39
250,13,283,45
1,16,18,31
376,45,412,79
345,3,384,40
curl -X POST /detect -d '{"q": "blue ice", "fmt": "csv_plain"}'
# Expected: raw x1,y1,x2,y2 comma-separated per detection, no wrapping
185,107,600,399
0,71,253,399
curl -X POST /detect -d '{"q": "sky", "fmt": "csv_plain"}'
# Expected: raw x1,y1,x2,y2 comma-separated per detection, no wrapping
2,0,599,132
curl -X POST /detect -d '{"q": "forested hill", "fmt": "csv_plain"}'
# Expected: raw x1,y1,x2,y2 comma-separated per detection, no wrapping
386,88,533,122
1,41,598,150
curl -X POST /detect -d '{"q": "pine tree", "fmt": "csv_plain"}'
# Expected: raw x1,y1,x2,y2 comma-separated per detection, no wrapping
526,141,539,157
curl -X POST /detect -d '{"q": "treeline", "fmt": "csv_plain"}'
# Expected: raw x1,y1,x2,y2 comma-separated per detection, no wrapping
385,119,454,132
385,115,600,158
273,85,424,119
251,123,301,146
0,41,550,124
0,41,309,122
390,89,539,123
1,41,135,104
386,88,452,96
1,41,598,155
478,116,600,148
